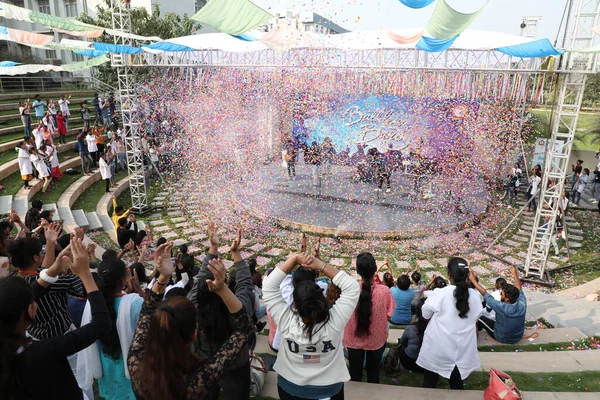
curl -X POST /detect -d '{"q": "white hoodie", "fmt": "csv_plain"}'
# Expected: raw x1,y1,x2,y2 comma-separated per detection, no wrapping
263,268,359,387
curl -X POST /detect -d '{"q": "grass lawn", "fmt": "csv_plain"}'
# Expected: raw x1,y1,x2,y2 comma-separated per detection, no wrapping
30,171,83,204
0,170,27,196
376,369,600,392
0,124,83,144
530,109,600,151
0,147,18,164
72,169,128,212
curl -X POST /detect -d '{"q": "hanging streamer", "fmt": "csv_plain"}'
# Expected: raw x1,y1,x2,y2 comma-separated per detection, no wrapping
425,0,486,39
191,0,273,36
416,35,459,52
397,0,436,9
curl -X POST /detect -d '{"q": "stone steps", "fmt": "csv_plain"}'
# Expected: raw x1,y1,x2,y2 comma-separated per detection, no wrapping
0,194,12,214
85,211,103,231
72,209,89,230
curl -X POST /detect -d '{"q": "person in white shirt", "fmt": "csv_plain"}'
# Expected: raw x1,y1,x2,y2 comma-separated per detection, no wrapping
527,172,542,213
17,141,33,189
416,257,484,390
58,94,71,129
263,252,360,400
99,153,112,193
32,123,45,149
481,278,505,321
86,131,99,168
30,148,52,192
45,142,62,180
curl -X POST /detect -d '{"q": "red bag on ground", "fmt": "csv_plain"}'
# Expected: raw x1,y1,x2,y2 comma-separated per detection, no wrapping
484,369,523,400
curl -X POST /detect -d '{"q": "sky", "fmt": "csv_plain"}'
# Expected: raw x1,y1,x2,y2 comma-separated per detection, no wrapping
255,0,569,45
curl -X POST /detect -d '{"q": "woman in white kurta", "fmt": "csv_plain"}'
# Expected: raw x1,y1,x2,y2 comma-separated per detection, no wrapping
46,143,63,179
18,142,33,189
99,153,112,193
86,132,99,166
416,257,483,389
30,148,52,192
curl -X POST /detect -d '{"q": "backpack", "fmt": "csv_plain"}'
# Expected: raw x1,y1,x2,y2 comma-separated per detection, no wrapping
382,343,402,377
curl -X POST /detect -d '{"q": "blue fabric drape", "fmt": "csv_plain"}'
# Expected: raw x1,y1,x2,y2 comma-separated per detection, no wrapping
74,49,108,57
416,35,459,52
0,26,9,35
144,42,195,52
93,42,142,54
497,38,565,58
0,61,20,66
232,33,257,41
398,0,436,9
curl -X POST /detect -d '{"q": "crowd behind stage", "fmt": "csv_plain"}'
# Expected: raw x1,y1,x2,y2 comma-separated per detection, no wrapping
0,199,529,400
15,92,165,195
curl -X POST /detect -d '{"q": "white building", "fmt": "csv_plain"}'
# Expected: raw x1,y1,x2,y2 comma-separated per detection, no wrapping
87,0,205,18
259,11,350,34
0,0,89,65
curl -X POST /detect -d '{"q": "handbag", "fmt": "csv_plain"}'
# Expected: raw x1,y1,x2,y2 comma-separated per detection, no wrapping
249,352,268,398
484,369,522,400
382,344,402,377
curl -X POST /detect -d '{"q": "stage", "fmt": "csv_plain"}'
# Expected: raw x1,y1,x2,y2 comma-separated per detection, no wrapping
237,163,489,239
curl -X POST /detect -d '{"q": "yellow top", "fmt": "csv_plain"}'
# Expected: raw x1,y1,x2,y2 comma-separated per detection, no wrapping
111,197,131,236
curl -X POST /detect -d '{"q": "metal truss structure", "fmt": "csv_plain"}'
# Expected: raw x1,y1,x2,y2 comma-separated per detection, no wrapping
524,0,599,279
109,0,598,277
110,0,148,213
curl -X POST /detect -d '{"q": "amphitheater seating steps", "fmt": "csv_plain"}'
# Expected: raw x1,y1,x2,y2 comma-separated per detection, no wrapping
84,211,103,231
72,209,89,230
0,195,12,214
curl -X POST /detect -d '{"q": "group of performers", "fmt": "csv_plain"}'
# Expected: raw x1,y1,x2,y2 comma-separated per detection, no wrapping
281,136,438,196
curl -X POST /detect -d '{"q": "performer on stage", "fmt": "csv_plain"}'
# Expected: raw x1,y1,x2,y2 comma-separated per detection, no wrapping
306,141,322,187
368,148,391,193
285,141,298,180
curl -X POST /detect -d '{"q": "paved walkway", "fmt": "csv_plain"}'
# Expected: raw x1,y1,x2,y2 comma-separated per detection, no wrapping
260,372,599,399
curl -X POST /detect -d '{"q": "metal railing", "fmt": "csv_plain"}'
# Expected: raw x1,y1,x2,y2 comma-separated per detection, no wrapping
0,75,115,94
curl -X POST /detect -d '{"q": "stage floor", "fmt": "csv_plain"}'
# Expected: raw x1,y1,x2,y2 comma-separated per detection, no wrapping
237,164,488,238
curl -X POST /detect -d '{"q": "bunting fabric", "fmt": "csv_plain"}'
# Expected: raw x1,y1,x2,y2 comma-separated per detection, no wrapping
259,20,301,47
387,29,424,44
74,49,109,57
397,0,436,9
426,0,485,39
94,42,143,54
497,38,565,58
0,55,109,75
416,35,459,52
0,61,20,67
191,0,273,36
570,44,600,54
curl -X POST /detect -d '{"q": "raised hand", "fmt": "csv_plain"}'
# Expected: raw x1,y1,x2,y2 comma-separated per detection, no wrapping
123,239,135,253
125,268,142,294
44,222,62,243
154,242,174,279
48,244,72,276
9,209,21,224
300,233,307,253
207,221,219,247
314,237,321,259
74,227,85,241
206,258,227,292
86,243,97,255
64,238,90,276
230,229,242,253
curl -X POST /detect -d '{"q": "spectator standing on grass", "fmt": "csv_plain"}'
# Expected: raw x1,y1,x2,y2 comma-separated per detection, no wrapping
58,94,71,129
32,122,45,149
102,98,111,129
18,141,33,189
80,102,91,128
416,257,483,390
32,94,46,122
56,110,68,144
77,129,93,175
117,137,127,171
46,141,63,180
86,129,99,167
571,159,583,193
30,148,52,193
93,93,102,123
99,153,112,193
470,265,526,345
19,100,32,137
344,252,394,384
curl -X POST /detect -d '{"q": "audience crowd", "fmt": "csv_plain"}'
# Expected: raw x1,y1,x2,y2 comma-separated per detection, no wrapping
0,196,529,399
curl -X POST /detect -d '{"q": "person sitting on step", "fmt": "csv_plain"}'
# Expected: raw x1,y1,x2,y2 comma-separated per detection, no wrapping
469,265,527,344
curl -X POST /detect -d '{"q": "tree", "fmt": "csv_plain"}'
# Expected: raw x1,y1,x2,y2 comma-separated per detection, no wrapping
78,0,202,88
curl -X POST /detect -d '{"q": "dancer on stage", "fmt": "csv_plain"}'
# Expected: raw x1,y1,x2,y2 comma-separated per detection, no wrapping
368,148,391,193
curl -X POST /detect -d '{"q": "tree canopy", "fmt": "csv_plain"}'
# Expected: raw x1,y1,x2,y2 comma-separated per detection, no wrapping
78,0,202,87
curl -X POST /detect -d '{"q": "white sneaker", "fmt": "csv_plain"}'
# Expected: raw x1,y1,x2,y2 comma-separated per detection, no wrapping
375,188,381,192
386,188,391,193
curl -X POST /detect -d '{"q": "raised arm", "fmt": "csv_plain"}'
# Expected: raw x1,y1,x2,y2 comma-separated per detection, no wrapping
511,265,522,291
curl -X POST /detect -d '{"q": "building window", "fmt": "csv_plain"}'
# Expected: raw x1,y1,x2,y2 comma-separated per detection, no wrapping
38,0,51,14
305,25,311,32
45,49,56,59
72,53,84,62
65,0,78,17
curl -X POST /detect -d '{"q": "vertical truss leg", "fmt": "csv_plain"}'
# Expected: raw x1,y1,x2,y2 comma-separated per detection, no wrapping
111,0,148,212
524,72,586,278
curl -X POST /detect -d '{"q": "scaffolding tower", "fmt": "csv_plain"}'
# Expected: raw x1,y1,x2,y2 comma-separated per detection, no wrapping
110,0,149,213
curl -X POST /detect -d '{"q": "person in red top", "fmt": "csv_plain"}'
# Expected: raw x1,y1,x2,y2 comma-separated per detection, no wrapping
56,111,68,144
343,253,395,383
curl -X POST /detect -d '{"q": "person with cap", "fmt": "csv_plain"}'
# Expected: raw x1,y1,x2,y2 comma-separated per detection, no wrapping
416,257,483,389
